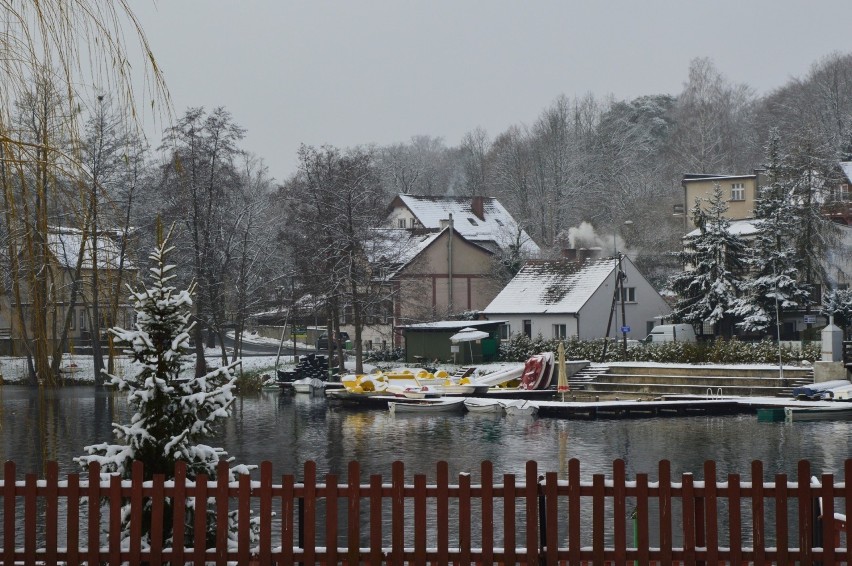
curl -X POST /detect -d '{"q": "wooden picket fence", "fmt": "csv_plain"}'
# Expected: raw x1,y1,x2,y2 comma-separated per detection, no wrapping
1,458,849,565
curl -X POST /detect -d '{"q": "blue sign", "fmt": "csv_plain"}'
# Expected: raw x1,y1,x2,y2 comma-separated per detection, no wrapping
620,326,630,333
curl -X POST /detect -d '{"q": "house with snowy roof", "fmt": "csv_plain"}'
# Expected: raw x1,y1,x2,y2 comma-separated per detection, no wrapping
338,195,539,349
348,224,502,349
482,254,671,342
386,194,540,255
4,226,137,354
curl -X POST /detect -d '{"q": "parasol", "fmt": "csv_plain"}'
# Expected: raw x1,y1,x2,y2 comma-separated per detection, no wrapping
557,341,569,400
450,327,489,364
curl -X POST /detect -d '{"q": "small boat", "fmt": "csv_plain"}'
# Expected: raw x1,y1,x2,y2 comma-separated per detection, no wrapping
501,399,538,417
293,377,325,393
463,398,505,414
470,363,525,388
791,380,851,400
784,405,852,422
388,398,466,415
519,352,555,391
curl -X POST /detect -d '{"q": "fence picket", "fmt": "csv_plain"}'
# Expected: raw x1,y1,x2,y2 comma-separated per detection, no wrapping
613,460,626,565
503,473,516,566
3,461,14,566
775,472,789,566
659,460,673,564
346,461,359,565
86,462,101,565
325,472,339,566
66,471,80,566
414,473,427,566
525,461,538,564
751,460,765,565
215,460,229,566
437,461,449,565
149,473,164,566
703,460,717,566
821,473,836,566
45,460,58,566
798,460,813,566
568,458,580,565
391,461,404,565
193,472,208,566
172,461,187,565
481,461,494,566
130,461,143,564
258,462,272,565
369,473,382,566
303,460,317,566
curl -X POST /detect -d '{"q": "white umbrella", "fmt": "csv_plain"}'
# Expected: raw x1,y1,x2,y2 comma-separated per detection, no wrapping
449,327,489,364
449,327,489,342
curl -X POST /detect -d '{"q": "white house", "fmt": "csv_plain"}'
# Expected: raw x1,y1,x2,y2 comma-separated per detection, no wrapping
482,255,672,341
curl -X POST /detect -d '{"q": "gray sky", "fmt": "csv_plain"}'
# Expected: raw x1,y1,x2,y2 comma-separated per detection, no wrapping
131,1,852,183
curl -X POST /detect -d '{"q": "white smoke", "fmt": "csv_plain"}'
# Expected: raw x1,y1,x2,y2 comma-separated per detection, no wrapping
560,221,630,257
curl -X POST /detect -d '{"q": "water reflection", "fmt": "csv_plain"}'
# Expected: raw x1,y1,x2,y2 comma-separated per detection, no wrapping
2,386,852,481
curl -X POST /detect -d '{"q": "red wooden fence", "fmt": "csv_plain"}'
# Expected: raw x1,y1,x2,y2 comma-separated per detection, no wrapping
1,458,849,565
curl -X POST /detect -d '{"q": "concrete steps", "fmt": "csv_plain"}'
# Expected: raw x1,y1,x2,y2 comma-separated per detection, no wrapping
580,364,815,398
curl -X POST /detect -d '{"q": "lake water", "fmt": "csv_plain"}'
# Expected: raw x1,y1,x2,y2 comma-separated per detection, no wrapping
2,385,850,482
2,385,851,551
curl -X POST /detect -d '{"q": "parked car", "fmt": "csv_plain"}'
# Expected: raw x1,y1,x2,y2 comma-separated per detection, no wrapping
316,331,350,350
642,324,696,344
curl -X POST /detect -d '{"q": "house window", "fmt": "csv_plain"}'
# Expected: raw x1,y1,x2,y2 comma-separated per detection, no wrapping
553,324,567,339
523,319,532,338
80,311,87,331
397,218,407,228
499,324,511,340
731,183,745,201
620,287,636,303
69,310,75,331
831,184,851,202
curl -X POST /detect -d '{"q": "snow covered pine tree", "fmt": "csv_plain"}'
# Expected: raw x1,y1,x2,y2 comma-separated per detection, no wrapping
76,224,256,549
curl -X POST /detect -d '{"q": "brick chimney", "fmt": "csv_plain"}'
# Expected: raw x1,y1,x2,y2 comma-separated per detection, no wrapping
471,196,485,221
562,248,578,262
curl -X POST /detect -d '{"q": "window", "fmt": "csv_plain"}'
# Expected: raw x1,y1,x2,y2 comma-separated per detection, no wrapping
467,217,479,226
620,287,636,303
831,184,851,202
397,218,407,228
499,324,511,340
523,319,532,338
80,311,87,331
553,324,567,339
69,310,75,331
731,183,745,201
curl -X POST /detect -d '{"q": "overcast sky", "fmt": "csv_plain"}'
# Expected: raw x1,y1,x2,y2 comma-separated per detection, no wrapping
130,1,852,183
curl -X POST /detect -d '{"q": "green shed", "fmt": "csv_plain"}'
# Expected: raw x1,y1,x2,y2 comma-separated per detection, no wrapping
399,320,506,365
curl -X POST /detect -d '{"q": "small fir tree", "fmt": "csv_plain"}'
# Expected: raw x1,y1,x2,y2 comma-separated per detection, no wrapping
77,224,253,547
669,185,746,336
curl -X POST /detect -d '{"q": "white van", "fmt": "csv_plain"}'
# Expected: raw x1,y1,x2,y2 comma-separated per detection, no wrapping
643,324,697,344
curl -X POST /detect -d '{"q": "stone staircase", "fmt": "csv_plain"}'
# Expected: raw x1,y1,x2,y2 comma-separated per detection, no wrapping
577,363,815,398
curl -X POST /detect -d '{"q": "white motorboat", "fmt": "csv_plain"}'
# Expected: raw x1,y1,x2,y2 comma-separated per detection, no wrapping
463,398,505,414
388,398,466,415
784,405,852,422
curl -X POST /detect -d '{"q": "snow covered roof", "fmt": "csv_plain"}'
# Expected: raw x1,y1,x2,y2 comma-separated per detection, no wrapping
47,227,134,270
366,227,492,279
685,219,760,239
483,258,616,315
398,319,506,330
391,195,540,255
841,162,852,183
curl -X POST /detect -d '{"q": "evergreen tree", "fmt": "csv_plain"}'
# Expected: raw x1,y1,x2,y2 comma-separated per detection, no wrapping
733,131,811,333
77,224,253,547
670,184,746,336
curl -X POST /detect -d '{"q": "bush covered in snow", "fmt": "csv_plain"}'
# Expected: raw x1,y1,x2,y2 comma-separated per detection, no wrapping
498,334,819,365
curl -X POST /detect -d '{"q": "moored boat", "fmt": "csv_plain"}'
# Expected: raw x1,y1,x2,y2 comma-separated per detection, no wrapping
501,399,538,417
784,405,852,422
388,398,466,415
463,398,505,414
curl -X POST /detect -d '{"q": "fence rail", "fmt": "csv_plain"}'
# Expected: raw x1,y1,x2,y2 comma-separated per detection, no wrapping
1,458,850,565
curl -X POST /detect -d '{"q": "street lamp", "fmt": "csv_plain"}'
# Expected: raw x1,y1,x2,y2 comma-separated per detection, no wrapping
601,220,633,362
